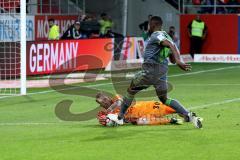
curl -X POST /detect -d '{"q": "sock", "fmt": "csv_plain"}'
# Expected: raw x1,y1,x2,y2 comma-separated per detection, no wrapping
118,93,134,119
166,99,189,117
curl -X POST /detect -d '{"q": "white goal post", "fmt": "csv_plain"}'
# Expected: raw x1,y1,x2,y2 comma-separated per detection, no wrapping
20,0,26,95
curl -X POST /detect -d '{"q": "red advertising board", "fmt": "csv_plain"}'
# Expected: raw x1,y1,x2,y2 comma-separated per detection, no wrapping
35,15,78,41
180,15,238,54
27,39,113,75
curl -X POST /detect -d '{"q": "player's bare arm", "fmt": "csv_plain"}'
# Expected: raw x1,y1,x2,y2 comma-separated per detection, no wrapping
161,40,192,71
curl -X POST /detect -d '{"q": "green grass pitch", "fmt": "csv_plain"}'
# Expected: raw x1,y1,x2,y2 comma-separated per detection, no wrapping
0,63,240,160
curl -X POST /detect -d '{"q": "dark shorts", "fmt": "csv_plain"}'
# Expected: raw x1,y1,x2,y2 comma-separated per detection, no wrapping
128,63,168,95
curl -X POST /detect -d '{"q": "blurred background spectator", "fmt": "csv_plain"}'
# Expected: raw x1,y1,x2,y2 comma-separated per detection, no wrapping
199,0,214,13
139,15,152,40
192,0,202,5
80,13,101,38
216,0,228,13
184,0,240,14
61,21,88,40
48,18,60,40
168,26,180,49
188,15,207,58
226,0,240,13
99,13,114,37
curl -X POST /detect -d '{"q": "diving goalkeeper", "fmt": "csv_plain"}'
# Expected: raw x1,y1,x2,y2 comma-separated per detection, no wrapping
96,93,183,126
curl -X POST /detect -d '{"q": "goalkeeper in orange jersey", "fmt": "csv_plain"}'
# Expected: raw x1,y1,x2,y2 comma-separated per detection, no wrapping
96,93,183,126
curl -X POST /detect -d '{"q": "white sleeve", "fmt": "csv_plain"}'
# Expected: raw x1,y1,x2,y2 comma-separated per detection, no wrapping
156,32,174,45
156,32,167,42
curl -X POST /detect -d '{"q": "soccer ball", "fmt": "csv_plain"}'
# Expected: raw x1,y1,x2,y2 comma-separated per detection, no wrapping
105,117,118,127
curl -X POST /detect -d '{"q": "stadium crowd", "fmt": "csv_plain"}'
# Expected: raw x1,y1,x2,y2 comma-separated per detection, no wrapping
192,0,240,13
48,12,124,40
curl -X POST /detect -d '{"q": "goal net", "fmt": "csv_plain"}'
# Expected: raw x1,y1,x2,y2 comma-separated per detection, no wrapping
0,0,26,95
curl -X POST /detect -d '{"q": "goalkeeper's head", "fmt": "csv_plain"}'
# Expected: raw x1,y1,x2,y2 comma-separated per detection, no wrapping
96,93,112,109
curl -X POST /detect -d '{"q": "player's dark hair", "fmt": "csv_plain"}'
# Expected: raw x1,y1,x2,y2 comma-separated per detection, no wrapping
151,16,163,26
101,13,107,17
48,18,55,22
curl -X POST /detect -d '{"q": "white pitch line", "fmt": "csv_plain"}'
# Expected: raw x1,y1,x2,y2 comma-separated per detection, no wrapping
0,65,239,100
189,97,240,110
